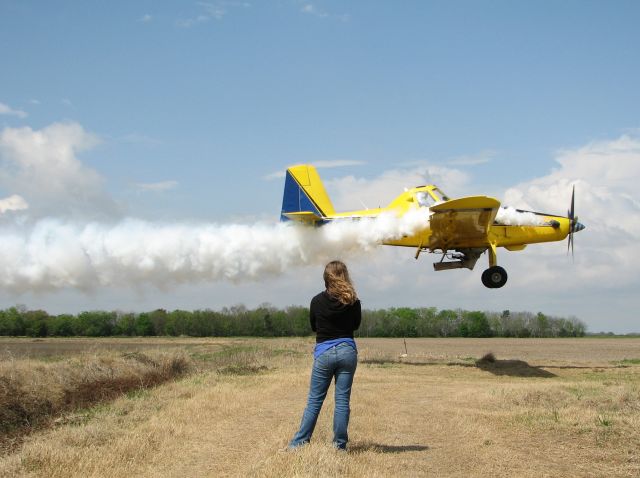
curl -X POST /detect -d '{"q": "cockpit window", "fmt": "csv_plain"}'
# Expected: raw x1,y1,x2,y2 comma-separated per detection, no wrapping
416,191,436,207
432,188,449,202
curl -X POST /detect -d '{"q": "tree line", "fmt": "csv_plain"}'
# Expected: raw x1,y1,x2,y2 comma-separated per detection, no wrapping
0,305,586,338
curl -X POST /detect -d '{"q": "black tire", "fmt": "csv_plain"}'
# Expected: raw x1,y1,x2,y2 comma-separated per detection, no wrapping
481,266,508,289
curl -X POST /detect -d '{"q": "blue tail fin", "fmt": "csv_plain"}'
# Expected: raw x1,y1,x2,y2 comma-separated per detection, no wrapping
280,165,335,223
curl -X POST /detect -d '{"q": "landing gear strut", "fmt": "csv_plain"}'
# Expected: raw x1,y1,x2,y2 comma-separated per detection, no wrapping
481,266,508,288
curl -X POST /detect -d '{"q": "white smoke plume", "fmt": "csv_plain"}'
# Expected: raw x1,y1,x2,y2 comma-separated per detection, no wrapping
495,207,547,226
0,209,430,293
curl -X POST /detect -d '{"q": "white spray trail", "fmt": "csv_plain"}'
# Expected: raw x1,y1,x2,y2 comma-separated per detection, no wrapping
495,207,547,226
0,209,430,292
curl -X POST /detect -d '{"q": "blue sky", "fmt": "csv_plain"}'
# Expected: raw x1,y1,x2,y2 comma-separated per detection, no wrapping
1,1,639,332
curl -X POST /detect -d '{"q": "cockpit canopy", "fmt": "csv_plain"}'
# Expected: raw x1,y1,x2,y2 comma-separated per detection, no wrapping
415,187,449,207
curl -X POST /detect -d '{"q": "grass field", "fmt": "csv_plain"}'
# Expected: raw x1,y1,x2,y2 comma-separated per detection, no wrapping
1,337,639,477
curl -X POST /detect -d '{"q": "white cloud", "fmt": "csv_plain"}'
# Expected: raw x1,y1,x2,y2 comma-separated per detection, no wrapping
503,134,640,231
177,1,249,27
447,150,495,166
139,14,152,23
325,165,470,211
0,102,27,119
299,3,348,21
483,133,640,331
177,16,209,28
263,160,365,181
0,194,28,214
263,170,286,181
199,2,226,19
135,181,179,192
0,122,118,219
301,4,328,18
313,160,366,168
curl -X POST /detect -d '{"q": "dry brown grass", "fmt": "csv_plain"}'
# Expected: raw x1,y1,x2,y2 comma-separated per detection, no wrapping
0,347,191,452
0,337,639,477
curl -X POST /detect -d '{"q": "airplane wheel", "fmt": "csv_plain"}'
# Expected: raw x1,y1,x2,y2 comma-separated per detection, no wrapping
481,266,508,289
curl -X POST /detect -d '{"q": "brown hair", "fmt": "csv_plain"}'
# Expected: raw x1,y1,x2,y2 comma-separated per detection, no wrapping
323,260,358,305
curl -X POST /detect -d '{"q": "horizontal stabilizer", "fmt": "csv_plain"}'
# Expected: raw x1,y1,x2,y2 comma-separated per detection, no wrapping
282,211,323,223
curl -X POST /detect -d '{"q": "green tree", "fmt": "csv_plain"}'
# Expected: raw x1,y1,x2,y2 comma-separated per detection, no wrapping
75,311,116,336
165,310,191,336
49,314,75,336
24,310,49,337
149,309,168,335
535,312,549,337
0,307,25,336
416,307,439,337
465,311,492,337
285,306,310,336
437,309,458,337
393,308,419,337
114,313,136,335
135,313,154,336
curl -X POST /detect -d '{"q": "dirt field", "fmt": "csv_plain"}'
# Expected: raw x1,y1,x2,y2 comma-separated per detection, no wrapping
1,337,639,477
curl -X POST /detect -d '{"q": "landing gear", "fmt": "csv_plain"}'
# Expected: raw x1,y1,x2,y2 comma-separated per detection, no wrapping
481,266,508,288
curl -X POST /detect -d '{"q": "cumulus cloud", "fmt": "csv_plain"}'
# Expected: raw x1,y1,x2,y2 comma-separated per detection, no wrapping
325,165,470,211
501,134,640,290
0,195,28,214
0,122,119,219
0,102,27,119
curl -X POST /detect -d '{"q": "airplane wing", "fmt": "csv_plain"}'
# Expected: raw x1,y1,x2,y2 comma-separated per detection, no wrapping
428,196,501,250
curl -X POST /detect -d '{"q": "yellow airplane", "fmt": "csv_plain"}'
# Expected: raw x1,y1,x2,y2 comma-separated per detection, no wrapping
280,164,585,288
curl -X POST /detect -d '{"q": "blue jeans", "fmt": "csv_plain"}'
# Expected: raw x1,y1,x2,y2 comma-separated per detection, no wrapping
289,342,358,450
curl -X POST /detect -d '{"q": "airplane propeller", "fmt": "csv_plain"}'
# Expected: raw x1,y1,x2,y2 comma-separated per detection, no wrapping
567,185,585,257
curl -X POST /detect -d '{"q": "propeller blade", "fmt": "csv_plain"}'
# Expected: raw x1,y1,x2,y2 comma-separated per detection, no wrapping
567,185,576,260
566,231,575,259
570,185,575,221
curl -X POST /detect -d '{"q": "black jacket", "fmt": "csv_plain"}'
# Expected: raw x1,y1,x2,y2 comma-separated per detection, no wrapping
310,291,361,343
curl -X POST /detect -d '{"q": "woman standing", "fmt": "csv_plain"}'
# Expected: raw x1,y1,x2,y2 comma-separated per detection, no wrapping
289,260,361,451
